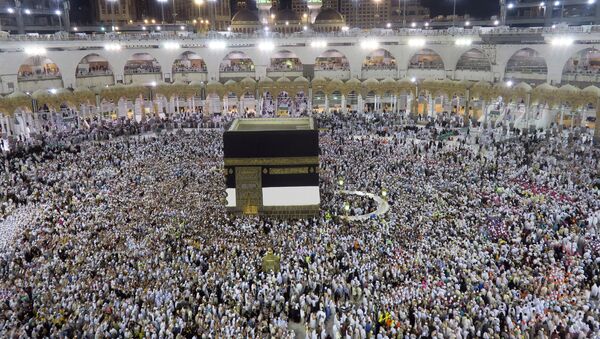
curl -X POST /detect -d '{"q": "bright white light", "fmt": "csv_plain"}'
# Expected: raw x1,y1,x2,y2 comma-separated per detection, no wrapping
540,1,545,6
494,20,499,25
24,46,47,55
156,26,161,30
264,26,269,31
424,22,429,27
465,21,471,26
7,8,14,14
455,38,472,46
54,10,61,15
208,40,226,49
285,21,289,26
506,80,513,87
360,40,379,49
142,26,147,30
386,22,391,28
227,26,231,31
552,24,556,28
49,88,57,94
258,41,274,51
407,38,426,47
180,25,185,30
588,0,595,4
162,41,180,50
554,0,559,5
550,36,573,46
104,43,122,51
411,22,416,27
24,9,31,15
341,26,349,31
410,77,417,83
73,27,78,31
310,40,327,48
100,27,105,31
303,25,308,31
150,81,157,87
507,3,514,9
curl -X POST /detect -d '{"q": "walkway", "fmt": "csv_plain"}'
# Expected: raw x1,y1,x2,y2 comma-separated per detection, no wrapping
338,190,390,221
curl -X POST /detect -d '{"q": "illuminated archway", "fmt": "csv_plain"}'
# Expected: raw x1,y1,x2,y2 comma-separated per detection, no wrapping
409,49,444,70
269,50,303,72
75,54,114,88
562,48,600,86
17,56,63,91
456,49,491,71
362,49,397,71
315,50,349,71
505,48,547,84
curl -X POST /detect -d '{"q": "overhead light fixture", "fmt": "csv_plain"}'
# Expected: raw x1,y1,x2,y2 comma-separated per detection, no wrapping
507,3,514,9
411,22,417,28
407,38,426,47
465,21,471,26
104,43,122,51
455,38,472,46
554,1,560,5
341,26,349,31
258,41,274,51
550,36,573,46
410,77,417,83
24,9,31,15
208,40,226,49
386,22,392,28
162,41,180,50
24,46,47,55
49,88,57,94
494,20,499,25
7,8,14,14
505,80,513,87
360,40,379,49
310,40,327,48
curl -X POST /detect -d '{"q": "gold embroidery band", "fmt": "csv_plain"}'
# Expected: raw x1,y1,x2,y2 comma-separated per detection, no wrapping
224,156,319,166
269,167,309,175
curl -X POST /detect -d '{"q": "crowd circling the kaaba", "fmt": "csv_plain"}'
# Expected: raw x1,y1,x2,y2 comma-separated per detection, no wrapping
1,110,600,338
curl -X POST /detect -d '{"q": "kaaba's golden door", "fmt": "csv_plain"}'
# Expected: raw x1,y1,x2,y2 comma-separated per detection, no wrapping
235,167,262,215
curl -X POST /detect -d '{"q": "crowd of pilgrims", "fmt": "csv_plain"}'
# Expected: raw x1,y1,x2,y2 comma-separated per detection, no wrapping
0,110,600,338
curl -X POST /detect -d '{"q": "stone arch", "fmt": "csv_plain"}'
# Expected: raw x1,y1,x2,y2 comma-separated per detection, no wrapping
270,50,303,72
220,51,255,73
315,50,350,71
124,53,162,75
504,48,547,81
561,48,600,85
172,51,207,74
17,56,63,91
408,49,445,70
456,48,491,71
362,49,397,71
75,53,114,88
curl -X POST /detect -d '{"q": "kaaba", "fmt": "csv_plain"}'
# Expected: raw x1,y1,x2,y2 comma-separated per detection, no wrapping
223,118,320,217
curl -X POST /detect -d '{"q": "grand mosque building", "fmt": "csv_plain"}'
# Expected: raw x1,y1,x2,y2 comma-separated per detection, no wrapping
0,2,599,146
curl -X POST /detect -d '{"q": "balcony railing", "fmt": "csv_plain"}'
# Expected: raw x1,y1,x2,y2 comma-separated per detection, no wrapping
3,25,600,42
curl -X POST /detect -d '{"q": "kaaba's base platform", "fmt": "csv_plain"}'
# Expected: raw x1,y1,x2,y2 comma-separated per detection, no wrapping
227,205,320,219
